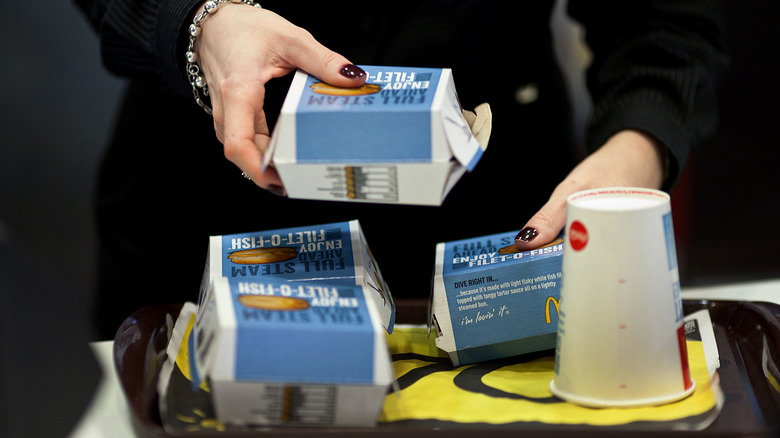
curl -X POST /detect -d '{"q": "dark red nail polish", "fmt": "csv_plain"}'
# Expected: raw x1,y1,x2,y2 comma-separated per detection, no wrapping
340,64,366,80
515,227,538,243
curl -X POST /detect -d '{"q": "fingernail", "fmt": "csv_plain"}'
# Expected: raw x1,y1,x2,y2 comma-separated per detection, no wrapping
515,226,538,243
267,184,287,197
339,64,366,80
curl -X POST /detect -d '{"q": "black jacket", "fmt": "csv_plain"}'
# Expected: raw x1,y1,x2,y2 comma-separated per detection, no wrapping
75,0,729,189
74,0,729,337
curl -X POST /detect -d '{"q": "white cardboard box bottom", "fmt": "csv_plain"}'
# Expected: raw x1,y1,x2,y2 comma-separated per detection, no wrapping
192,277,394,427
211,381,390,426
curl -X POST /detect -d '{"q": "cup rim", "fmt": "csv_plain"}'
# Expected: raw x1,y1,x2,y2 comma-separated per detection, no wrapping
567,187,669,210
549,378,696,408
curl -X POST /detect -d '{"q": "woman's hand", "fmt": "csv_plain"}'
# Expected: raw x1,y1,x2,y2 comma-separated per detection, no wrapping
514,129,667,250
196,3,366,194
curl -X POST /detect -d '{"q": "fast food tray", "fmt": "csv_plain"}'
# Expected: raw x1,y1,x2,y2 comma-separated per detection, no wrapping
113,298,780,437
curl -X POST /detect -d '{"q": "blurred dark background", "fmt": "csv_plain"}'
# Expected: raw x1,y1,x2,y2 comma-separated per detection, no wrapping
1,1,778,325
1,1,778,334
0,1,777,437
0,2,124,318
0,3,120,437
676,1,780,286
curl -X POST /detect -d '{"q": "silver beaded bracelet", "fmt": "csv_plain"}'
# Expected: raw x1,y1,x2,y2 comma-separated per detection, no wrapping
186,0,262,115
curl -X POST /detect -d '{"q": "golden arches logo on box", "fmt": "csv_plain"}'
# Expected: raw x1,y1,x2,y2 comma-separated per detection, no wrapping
545,296,559,324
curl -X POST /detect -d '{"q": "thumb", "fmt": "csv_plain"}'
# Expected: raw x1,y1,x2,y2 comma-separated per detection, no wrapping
514,196,568,251
286,36,367,87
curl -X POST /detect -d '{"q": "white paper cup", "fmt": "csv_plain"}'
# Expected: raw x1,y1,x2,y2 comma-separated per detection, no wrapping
549,188,695,407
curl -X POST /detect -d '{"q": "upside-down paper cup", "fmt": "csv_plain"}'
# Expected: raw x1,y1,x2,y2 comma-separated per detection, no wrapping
549,188,695,407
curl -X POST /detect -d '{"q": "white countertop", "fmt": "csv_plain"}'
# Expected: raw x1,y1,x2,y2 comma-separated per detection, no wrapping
681,277,780,304
69,341,136,438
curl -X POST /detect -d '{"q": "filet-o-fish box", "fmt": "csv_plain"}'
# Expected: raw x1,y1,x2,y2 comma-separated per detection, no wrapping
264,66,491,206
200,220,394,332
430,231,564,366
191,277,394,427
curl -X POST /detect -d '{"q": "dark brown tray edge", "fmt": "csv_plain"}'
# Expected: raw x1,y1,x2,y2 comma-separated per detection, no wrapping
112,299,780,437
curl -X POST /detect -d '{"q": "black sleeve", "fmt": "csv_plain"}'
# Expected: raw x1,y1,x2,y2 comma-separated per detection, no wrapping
73,0,203,96
568,0,729,191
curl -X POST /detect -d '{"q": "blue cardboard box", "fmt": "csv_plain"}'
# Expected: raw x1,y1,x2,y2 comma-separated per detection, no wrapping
200,220,394,332
264,66,490,205
430,231,564,366
191,277,394,427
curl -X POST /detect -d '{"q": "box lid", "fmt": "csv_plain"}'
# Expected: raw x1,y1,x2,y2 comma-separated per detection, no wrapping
263,66,485,170
207,220,394,332
438,232,564,276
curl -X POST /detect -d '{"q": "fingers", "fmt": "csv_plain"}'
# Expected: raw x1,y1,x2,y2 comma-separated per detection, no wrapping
219,86,285,193
280,27,367,88
198,7,365,197
514,194,568,251
513,130,668,251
